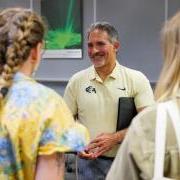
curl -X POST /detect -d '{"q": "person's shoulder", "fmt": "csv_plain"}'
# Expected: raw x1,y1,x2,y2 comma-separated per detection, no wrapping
130,104,157,136
24,80,62,100
134,105,157,122
120,65,150,87
36,83,67,109
10,80,63,109
121,65,147,79
36,82,62,99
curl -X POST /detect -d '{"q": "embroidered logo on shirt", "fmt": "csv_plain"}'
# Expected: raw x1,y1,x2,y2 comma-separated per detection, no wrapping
117,87,126,91
85,86,96,93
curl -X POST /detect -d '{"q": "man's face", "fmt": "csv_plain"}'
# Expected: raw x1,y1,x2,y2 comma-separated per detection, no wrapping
87,29,119,69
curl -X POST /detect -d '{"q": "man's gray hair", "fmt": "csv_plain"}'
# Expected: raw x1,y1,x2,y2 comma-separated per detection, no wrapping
87,21,120,43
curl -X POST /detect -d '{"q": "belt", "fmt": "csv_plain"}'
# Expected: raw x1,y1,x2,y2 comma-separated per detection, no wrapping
98,156,114,160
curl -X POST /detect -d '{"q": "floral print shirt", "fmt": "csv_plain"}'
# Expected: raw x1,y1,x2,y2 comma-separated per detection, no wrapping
0,72,89,180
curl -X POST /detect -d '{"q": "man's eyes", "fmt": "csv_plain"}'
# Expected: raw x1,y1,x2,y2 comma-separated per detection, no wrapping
88,43,93,48
97,42,106,46
88,42,106,48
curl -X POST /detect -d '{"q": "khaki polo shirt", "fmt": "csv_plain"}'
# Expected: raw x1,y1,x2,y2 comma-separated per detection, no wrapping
64,62,154,157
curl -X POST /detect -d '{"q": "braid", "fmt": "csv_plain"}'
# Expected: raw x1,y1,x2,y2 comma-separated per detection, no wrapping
0,8,45,100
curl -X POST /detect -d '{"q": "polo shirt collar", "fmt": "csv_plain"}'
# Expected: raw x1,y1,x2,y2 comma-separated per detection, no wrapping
109,61,121,79
88,61,121,81
88,66,96,81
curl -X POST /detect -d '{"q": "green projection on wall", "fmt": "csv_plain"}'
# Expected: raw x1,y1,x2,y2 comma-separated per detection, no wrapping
41,0,82,50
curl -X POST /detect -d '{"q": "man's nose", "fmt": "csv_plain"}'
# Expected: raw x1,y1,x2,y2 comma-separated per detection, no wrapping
91,46,99,54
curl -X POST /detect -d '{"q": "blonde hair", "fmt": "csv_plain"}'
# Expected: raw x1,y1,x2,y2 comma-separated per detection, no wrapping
0,8,45,100
154,11,180,101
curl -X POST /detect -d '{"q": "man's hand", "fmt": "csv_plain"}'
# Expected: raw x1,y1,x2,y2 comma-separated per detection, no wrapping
78,150,94,159
78,133,116,160
78,129,128,159
86,130,127,159
87,133,117,158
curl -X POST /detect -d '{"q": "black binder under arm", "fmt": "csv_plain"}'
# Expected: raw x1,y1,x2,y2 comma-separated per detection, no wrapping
116,97,137,131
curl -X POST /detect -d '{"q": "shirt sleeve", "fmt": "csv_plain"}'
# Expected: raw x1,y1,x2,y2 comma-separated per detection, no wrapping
133,72,154,108
38,94,89,155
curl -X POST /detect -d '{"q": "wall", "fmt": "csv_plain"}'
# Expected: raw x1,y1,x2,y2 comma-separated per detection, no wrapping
0,0,180,96
0,1,179,179
36,0,180,95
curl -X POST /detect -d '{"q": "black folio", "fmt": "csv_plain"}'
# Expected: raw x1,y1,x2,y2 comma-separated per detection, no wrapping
116,97,137,131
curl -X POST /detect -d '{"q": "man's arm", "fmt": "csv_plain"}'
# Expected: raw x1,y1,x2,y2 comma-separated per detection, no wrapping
115,106,145,141
82,107,145,159
35,153,65,180
133,72,154,109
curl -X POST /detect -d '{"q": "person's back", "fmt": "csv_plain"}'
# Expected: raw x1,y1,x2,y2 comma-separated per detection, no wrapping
107,98,180,180
0,72,78,179
0,8,89,179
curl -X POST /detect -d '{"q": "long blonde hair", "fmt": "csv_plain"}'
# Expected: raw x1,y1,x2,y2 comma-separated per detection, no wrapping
154,11,180,101
0,8,45,100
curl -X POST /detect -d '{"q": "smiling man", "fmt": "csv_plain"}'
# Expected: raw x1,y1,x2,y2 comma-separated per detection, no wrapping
64,22,154,180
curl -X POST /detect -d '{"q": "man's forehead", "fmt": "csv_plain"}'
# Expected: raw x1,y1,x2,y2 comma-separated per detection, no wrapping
89,29,108,36
88,30,110,41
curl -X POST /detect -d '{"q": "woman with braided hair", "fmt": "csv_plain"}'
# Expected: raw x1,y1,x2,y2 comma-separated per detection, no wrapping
0,8,89,180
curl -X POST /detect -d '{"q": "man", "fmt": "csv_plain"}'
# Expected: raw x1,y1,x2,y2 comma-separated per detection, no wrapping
64,22,154,180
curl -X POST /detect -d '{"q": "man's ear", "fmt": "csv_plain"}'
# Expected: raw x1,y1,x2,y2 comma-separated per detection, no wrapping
30,43,42,64
113,41,120,52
